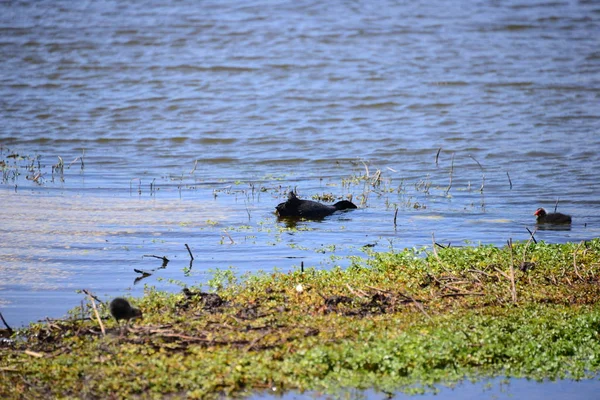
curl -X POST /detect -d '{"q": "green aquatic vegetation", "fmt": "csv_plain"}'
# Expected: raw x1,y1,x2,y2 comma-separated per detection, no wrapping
2,240,600,399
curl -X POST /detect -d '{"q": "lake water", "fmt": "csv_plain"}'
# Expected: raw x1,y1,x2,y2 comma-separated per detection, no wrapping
250,376,600,400
1,0,599,396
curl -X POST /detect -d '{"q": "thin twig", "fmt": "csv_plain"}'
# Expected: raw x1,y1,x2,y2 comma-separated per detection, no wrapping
525,227,538,244
360,160,370,178
24,350,44,358
573,241,584,281
431,232,441,262
493,266,510,280
507,239,517,303
393,207,398,229
143,255,170,266
0,312,13,334
364,285,393,295
469,155,483,170
345,284,368,299
185,244,194,261
67,156,80,169
466,268,495,278
190,159,199,174
506,171,513,190
521,228,537,263
440,292,485,298
244,199,251,220
222,230,235,244
83,290,105,337
245,330,273,352
445,153,454,195
435,147,442,167
554,198,560,213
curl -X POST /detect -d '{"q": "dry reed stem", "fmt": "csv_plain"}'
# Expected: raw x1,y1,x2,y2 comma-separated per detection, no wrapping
222,230,235,244
84,290,105,337
573,241,584,281
361,160,370,178
445,152,455,195
521,228,537,262
440,292,484,298
431,232,441,263
345,284,368,299
508,239,517,303
190,159,199,174
480,174,485,193
24,350,44,358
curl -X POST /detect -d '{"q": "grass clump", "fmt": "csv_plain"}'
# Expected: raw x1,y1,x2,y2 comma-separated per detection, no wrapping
2,239,600,398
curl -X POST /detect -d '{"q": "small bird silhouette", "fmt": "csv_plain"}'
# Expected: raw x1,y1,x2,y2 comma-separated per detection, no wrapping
109,297,142,334
534,208,571,224
275,191,357,219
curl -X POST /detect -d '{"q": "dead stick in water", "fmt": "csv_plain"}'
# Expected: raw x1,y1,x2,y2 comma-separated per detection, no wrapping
525,227,537,244
469,154,483,170
445,153,454,195
393,207,398,228
506,171,513,190
143,255,165,260
554,198,560,213
480,174,485,193
143,255,169,264
222,230,235,244
435,147,442,167
361,160,370,178
190,159,199,174
0,312,13,334
185,244,194,260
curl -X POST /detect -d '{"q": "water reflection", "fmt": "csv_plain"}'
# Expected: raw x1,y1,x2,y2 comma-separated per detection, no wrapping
535,224,572,231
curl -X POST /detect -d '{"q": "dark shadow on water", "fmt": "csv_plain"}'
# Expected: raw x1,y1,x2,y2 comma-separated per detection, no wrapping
276,211,356,229
247,377,600,400
535,224,572,231
277,215,325,229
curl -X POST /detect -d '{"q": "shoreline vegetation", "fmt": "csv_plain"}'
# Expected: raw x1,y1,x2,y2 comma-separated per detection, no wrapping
2,239,600,398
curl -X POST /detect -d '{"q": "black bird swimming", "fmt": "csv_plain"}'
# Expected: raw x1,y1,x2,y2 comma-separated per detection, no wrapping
534,208,572,224
109,297,142,327
275,191,357,219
